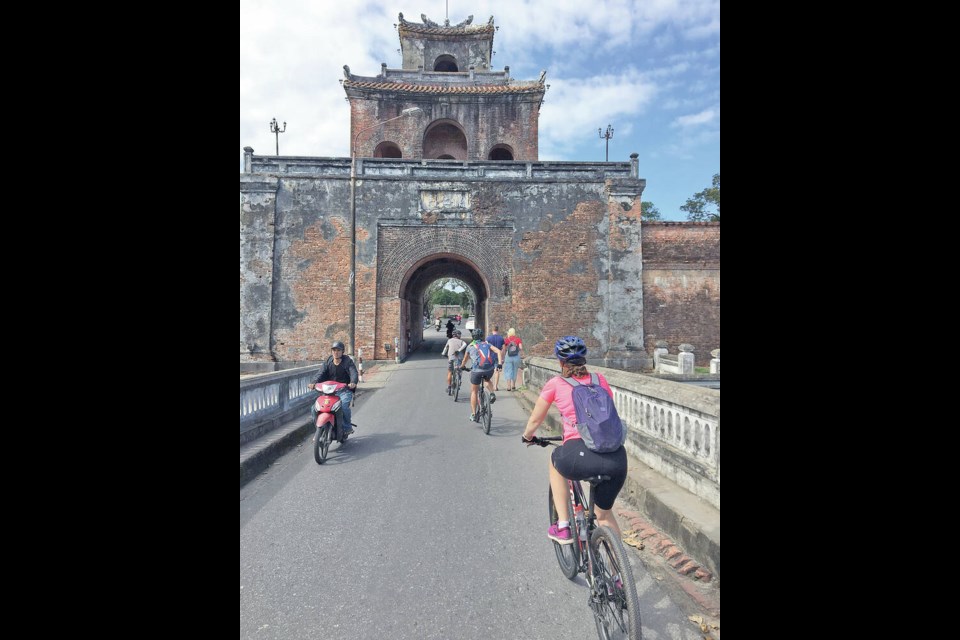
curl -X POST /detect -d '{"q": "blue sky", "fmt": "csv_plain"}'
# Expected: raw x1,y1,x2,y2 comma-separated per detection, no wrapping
240,0,719,221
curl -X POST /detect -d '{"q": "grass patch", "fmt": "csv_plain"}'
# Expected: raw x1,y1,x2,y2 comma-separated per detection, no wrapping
695,366,711,374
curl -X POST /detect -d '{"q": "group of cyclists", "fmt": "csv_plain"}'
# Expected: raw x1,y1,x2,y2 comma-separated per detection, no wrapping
312,324,627,546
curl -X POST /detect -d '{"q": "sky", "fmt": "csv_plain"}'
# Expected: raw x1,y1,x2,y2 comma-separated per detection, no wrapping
240,0,719,221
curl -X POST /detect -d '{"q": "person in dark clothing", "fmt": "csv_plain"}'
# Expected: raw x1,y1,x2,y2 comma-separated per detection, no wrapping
485,326,506,390
445,318,455,338
308,341,359,434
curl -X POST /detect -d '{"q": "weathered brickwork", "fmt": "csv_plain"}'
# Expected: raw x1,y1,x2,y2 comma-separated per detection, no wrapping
642,223,720,366
239,176,279,361
241,165,720,371
349,97,540,161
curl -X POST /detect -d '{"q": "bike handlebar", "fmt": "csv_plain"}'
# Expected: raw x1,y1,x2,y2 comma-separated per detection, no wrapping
523,435,562,447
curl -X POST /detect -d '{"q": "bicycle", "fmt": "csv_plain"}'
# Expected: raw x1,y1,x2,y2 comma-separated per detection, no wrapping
452,364,464,402
476,382,492,434
528,435,643,640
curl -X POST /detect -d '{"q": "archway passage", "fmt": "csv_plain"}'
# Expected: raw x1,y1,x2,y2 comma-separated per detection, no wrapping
397,254,490,357
423,121,468,160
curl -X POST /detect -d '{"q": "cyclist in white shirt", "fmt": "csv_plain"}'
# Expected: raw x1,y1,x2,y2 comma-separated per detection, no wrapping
441,329,467,394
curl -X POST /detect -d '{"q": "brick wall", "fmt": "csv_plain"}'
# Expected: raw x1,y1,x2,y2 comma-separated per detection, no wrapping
349,96,541,161
241,171,719,370
642,223,720,366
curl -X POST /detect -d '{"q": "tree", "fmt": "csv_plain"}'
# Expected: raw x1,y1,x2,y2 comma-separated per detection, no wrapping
423,278,472,316
681,173,720,222
641,201,662,220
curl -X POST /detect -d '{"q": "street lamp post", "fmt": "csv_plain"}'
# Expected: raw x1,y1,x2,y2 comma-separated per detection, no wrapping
270,118,287,156
599,124,614,162
349,106,423,356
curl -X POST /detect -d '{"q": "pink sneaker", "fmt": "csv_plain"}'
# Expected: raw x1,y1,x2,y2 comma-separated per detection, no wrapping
548,523,573,545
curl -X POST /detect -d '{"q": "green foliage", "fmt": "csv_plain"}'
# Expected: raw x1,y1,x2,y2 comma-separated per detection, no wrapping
423,278,474,316
681,173,720,222
641,201,662,220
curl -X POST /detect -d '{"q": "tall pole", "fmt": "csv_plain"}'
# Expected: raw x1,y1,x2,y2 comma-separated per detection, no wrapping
349,106,423,356
270,118,287,156
599,123,614,162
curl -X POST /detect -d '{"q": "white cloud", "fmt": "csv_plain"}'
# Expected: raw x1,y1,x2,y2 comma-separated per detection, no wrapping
672,108,716,128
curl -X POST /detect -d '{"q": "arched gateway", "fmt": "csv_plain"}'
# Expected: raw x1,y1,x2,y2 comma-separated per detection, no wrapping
240,11,720,370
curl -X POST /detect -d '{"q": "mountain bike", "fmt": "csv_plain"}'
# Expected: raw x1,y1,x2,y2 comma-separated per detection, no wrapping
452,364,464,402
476,381,492,434
528,435,643,640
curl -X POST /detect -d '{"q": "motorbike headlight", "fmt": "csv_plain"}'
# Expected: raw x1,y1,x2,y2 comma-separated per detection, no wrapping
320,383,338,394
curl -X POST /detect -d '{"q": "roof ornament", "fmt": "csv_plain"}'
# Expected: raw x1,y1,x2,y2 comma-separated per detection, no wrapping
343,65,351,79
454,15,473,27
538,70,547,84
421,14,439,27
488,15,494,25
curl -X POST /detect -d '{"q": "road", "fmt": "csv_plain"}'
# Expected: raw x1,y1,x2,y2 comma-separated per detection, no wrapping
241,329,709,639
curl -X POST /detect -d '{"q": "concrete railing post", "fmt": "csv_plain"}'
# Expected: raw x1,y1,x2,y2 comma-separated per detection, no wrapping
653,340,668,369
678,343,695,375
710,348,720,374
243,146,254,173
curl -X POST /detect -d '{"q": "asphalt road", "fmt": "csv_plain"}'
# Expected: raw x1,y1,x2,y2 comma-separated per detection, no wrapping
240,331,707,640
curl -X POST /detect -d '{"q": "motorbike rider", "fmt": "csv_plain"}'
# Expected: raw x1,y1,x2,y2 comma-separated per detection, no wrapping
445,317,455,338
308,341,358,435
435,317,442,331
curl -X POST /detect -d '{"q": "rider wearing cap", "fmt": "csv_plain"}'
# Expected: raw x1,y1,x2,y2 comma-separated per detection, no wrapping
308,341,359,435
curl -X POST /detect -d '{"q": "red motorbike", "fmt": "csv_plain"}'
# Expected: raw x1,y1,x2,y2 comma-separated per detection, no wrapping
313,380,350,464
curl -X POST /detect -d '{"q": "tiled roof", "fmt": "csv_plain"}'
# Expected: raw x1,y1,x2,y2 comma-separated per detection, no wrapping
396,12,496,36
399,23,495,36
342,80,543,95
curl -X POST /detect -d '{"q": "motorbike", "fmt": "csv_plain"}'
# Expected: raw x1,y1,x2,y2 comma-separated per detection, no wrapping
313,380,350,464
435,320,442,331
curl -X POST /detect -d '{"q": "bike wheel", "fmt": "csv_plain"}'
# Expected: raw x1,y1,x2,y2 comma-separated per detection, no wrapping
314,425,331,464
548,485,580,580
453,372,461,402
482,393,492,434
590,526,643,640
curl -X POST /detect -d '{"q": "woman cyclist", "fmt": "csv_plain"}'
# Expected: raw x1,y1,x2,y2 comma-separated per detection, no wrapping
521,336,628,544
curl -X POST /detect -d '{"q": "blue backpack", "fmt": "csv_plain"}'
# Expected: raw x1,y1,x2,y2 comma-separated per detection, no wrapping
473,341,496,370
562,374,626,453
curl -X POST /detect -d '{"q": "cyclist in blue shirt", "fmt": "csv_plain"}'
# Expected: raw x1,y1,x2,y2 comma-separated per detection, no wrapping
460,328,504,422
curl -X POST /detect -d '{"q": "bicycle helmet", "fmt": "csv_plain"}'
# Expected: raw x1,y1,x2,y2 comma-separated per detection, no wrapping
453,330,461,338
331,341,345,351
471,328,484,341
554,335,587,364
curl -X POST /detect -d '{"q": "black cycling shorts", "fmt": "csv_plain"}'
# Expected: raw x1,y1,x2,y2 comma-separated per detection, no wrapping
470,367,494,386
551,439,627,510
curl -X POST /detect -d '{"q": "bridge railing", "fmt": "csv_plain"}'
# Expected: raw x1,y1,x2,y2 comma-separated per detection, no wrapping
240,365,318,446
524,357,720,509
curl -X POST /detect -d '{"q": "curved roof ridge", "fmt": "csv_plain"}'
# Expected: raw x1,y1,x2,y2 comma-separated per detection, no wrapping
342,79,544,95
397,11,495,35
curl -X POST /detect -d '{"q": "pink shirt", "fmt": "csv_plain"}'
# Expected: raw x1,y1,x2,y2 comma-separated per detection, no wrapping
539,373,614,443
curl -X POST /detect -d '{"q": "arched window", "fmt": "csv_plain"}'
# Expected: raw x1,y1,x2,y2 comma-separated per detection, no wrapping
436,154,455,159
488,145,514,161
433,55,458,72
423,120,468,160
374,142,402,158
